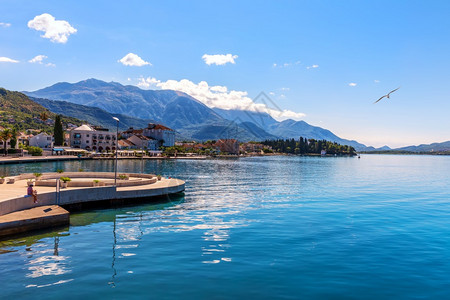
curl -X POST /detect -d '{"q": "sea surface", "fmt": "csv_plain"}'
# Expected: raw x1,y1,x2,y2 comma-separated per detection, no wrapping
0,155,449,299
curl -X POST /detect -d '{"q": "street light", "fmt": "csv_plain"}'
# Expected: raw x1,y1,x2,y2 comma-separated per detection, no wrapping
112,117,120,187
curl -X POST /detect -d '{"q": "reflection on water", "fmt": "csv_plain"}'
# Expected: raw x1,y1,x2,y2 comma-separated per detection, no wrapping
0,156,449,298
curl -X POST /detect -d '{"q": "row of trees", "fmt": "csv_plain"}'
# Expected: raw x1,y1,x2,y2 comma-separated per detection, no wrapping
262,137,356,155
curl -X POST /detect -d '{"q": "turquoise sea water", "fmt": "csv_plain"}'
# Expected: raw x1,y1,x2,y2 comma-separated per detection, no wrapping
0,155,449,299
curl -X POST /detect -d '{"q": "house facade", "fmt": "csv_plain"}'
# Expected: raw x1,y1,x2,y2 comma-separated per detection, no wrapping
70,124,117,151
215,139,240,155
121,123,175,148
29,132,53,149
127,134,159,150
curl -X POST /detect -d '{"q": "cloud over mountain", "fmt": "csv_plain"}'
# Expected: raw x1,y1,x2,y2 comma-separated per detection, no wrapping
138,77,305,121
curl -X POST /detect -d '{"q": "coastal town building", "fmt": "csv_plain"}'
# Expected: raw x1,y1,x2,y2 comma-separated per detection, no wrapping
0,139,12,150
121,123,175,148
241,143,264,153
215,139,240,155
118,139,135,149
17,132,32,147
69,124,117,151
29,132,54,149
127,134,159,150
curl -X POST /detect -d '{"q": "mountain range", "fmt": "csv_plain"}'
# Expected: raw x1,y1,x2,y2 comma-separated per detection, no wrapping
25,78,375,150
396,141,450,152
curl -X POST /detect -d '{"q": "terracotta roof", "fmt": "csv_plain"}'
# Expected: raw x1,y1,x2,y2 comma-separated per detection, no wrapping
119,139,135,146
147,123,173,131
123,128,144,134
133,134,155,141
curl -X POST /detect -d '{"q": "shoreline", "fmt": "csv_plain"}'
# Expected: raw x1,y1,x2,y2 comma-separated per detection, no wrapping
0,155,210,165
2,152,444,167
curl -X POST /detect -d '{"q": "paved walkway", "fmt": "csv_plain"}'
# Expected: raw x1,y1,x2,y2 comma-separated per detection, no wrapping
0,177,183,203
0,155,208,165
0,155,90,165
0,173,185,217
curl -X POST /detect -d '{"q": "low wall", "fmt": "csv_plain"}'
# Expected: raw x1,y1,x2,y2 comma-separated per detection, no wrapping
0,193,57,217
30,172,157,188
18,172,156,181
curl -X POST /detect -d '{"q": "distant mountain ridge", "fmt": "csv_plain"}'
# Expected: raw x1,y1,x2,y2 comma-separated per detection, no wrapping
30,97,153,131
26,78,370,149
213,108,368,150
395,141,450,152
26,79,222,127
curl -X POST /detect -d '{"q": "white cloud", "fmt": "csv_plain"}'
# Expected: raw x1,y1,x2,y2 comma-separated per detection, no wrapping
0,22,11,28
137,77,161,88
118,53,151,67
348,82,357,87
137,77,306,121
273,61,301,68
202,54,238,66
374,80,380,83
28,55,55,66
0,57,19,63
28,13,77,43
306,64,319,69
28,55,47,64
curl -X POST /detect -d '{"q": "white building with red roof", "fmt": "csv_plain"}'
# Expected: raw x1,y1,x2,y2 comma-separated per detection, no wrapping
121,123,175,148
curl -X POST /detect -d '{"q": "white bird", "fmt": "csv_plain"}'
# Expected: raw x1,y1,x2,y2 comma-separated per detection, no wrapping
374,87,400,104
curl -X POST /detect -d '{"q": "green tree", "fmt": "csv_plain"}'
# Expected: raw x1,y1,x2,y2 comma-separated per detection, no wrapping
54,115,64,146
9,128,18,149
0,129,13,156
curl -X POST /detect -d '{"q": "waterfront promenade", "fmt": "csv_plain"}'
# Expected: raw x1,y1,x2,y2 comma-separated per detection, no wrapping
0,155,208,165
0,172,185,237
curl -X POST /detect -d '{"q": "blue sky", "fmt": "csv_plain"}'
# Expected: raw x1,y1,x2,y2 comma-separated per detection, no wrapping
1,0,449,147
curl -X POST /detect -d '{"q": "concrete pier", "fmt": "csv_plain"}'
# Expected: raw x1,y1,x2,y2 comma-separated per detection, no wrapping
0,205,69,238
0,172,185,238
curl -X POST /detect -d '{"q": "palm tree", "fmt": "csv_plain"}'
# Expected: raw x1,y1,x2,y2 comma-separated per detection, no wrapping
0,129,13,156
9,127,18,149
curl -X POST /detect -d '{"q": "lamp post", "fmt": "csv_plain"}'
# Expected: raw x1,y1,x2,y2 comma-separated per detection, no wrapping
112,117,120,187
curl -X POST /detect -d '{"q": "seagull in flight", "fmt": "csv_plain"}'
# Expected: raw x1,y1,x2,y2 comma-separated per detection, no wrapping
374,87,400,104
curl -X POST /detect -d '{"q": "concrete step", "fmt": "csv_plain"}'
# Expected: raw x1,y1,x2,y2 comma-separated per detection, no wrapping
0,205,69,239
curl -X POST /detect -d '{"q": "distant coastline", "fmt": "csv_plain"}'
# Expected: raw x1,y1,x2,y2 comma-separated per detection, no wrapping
360,150,450,155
